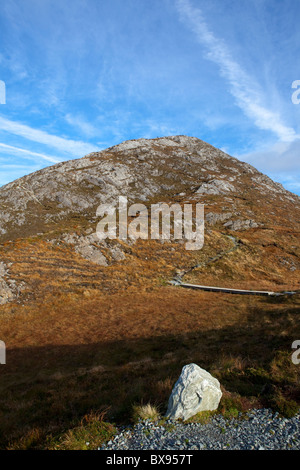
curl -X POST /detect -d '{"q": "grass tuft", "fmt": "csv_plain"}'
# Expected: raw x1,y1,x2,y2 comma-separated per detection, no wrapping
132,403,160,423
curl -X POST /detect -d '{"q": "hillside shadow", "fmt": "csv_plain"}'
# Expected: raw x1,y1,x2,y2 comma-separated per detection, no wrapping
0,299,299,448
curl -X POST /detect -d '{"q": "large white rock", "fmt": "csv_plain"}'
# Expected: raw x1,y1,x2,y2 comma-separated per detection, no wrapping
166,363,222,420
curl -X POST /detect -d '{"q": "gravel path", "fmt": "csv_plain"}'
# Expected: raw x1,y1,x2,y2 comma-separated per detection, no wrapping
100,409,300,450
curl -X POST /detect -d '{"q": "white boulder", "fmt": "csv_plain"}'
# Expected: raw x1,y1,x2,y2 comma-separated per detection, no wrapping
166,363,222,420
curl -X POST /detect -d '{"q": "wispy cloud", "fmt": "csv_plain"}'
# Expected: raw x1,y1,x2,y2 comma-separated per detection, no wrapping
239,139,300,173
0,142,61,164
175,0,298,143
64,113,99,138
0,116,98,156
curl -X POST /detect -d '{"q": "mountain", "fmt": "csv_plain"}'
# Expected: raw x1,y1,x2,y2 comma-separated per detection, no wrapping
0,135,299,449
0,135,299,303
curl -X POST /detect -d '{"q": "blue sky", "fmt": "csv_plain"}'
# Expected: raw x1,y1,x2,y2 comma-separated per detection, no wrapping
0,0,299,194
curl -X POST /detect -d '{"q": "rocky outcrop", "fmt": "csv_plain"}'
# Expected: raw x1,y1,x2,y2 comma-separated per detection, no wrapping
0,262,24,305
196,178,235,195
205,211,233,225
166,363,222,421
223,219,260,231
51,231,127,265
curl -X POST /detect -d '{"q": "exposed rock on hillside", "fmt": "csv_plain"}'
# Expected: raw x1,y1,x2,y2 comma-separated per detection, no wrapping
196,178,235,195
0,135,298,243
51,231,127,266
223,219,260,231
0,262,24,305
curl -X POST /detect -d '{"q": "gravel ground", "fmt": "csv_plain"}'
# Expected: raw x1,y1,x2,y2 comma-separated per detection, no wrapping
100,409,300,450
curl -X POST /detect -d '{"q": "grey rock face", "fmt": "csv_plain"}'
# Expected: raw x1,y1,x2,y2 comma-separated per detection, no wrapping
205,211,233,225
59,232,108,266
51,231,127,266
223,219,259,231
0,279,15,305
0,262,24,305
196,179,235,195
166,363,222,421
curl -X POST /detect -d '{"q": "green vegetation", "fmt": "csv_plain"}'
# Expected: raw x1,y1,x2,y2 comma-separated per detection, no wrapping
49,412,116,451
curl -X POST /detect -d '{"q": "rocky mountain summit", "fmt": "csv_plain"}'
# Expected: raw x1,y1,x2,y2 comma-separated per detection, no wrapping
0,135,298,242
0,135,299,306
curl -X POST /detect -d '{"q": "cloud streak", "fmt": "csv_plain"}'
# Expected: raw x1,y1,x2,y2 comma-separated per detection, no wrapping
0,142,61,164
239,139,300,173
0,116,98,156
175,0,298,143
64,113,99,138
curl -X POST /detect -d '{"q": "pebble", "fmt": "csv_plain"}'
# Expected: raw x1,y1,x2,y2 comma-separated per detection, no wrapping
99,409,300,451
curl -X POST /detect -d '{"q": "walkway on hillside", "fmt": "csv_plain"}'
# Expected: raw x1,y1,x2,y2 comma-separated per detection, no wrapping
170,233,297,297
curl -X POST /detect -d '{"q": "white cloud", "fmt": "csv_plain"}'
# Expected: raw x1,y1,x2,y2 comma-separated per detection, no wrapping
239,139,300,173
0,116,98,156
175,0,298,143
64,113,99,138
0,142,61,164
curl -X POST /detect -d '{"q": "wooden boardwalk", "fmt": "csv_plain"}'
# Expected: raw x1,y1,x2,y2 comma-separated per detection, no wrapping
170,281,297,297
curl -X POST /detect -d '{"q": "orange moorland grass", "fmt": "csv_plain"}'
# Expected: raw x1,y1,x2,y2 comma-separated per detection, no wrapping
0,283,299,448
0,230,299,448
